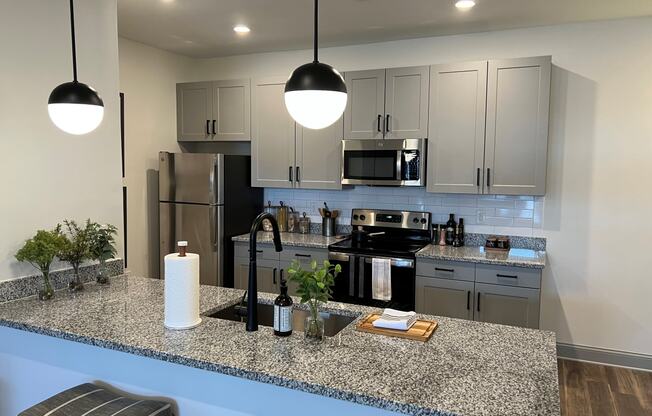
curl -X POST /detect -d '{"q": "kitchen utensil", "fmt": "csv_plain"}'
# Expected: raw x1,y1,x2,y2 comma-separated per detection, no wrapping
356,313,438,342
331,210,340,218
262,201,278,232
277,201,288,232
287,209,300,233
298,212,311,234
323,202,332,218
322,217,336,237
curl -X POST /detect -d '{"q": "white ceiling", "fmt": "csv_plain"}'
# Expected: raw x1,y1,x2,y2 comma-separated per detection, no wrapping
117,0,652,58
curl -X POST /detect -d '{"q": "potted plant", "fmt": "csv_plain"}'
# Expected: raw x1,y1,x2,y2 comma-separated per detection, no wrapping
59,219,93,292
88,222,117,284
287,259,341,342
15,227,66,300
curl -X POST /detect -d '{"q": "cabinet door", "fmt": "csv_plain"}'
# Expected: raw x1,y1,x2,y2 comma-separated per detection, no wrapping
295,117,343,190
343,69,385,139
251,77,296,188
474,283,540,329
384,66,429,140
485,56,551,196
234,258,279,293
176,82,213,141
212,79,250,141
278,261,299,297
416,276,474,320
427,62,487,194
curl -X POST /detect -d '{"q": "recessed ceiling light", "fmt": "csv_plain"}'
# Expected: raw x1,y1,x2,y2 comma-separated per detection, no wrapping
233,25,251,34
455,0,475,9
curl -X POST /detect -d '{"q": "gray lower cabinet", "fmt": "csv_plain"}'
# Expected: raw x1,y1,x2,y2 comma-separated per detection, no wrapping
474,283,541,329
177,79,251,142
234,258,279,294
416,276,474,320
234,243,328,297
251,76,343,190
416,259,542,329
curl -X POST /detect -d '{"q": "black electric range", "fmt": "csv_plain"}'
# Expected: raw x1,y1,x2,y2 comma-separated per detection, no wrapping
328,209,432,311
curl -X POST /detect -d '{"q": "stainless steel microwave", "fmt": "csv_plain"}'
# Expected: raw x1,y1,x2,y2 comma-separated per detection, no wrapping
341,139,426,186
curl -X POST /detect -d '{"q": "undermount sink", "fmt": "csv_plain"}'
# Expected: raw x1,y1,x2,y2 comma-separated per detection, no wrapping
205,302,357,337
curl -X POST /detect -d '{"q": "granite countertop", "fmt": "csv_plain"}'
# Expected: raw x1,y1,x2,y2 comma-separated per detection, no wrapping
232,231,346,248
417,245,547,269
0,275,558,415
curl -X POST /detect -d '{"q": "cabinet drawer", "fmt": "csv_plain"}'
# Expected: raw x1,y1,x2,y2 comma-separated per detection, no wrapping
279,247,328,263
475,264,541,289
234,242,280,261
416,259,475,281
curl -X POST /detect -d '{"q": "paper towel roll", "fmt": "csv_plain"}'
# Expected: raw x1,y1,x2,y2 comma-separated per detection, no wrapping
164,252,201,329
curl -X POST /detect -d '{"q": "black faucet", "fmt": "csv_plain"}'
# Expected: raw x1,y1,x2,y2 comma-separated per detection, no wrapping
247,212,283,331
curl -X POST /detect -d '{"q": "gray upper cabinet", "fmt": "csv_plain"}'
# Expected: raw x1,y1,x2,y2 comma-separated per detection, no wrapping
296,117,343,190
343,69,385,140
344,67,429,140
177,82,213,142
416,276,474,320
251,77,296,188
427,62,487,194
384,66,429,140
485,56,551,196
474,283,540,329
212,79,250,141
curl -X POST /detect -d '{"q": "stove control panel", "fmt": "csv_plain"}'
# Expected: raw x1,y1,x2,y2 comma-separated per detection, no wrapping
350,209,431,230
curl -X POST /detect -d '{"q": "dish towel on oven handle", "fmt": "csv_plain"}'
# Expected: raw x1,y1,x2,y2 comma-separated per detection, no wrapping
371,257,392,301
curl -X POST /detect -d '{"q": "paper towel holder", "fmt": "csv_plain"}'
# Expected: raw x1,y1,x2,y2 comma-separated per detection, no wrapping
178,240,188,257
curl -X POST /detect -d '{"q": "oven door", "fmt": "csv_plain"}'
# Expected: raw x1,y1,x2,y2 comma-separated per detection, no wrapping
329,252,416,311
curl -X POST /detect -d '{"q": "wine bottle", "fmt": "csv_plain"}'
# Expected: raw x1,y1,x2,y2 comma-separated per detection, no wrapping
273,279,293,336
445,214,456,245
458,218,465,247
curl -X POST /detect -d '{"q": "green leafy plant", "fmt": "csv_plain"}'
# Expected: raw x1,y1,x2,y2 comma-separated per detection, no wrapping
59,219,94,290
88,223,117,263
287,259,341,324
15,226,66,299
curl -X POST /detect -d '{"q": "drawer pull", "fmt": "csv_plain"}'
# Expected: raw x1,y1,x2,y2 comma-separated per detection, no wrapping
477,292,481,312
435,267,454,273
496,273,518,279
466,291,470,310
248,249,264,253
295,253,312,258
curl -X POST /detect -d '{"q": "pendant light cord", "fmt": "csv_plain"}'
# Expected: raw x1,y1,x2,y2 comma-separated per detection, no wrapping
69,0,78,82
313,0,318,63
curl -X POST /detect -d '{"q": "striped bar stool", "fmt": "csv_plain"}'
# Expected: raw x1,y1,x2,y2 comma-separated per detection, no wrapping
19,383,173,416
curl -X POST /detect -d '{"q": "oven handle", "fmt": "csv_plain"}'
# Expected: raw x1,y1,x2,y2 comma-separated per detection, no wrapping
328,252,414,268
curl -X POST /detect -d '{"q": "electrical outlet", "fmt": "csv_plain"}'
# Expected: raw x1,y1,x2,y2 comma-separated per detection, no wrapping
477,211,486,223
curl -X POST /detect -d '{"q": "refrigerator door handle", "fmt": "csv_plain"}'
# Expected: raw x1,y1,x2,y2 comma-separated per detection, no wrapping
209,205,217,249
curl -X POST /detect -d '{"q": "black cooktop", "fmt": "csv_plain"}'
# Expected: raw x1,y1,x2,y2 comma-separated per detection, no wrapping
328,235,430,258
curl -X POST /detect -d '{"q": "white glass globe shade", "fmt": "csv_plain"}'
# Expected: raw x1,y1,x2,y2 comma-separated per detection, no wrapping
48,103,104,135
284,90,347,130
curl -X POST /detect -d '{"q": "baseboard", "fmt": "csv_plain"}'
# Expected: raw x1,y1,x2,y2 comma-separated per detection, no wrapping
557,342,652,371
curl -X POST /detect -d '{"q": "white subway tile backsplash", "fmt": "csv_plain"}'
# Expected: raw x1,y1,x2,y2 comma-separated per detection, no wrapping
264,187,544,236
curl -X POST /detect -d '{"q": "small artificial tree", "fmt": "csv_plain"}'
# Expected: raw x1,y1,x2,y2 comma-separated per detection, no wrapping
87,222,118,284
59,219,93,291
287,259,341,341
15,227,66,300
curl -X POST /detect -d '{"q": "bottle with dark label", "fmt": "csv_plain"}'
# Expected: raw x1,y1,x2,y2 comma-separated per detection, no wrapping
457,218,465,247
273,279,293,336
445,213,456,245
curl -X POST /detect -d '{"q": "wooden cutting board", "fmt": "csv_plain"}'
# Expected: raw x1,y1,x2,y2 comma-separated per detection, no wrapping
356,313,438,342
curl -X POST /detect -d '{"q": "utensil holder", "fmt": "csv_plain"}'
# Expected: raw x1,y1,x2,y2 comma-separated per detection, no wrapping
299,217,311,234
322,217,336,237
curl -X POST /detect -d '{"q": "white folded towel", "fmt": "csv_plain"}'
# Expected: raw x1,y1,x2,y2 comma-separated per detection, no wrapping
371,258,391,301
372,308,418,331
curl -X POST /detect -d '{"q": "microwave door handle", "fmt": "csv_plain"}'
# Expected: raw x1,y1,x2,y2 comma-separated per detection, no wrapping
396,151,403,180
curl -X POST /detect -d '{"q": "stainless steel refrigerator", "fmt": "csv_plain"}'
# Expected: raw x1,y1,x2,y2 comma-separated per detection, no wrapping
159,152,263,287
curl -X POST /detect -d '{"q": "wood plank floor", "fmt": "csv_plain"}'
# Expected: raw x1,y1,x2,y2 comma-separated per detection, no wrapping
558,359,652,415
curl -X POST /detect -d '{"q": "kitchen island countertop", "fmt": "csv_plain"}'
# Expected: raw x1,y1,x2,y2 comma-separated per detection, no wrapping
0,275,559,415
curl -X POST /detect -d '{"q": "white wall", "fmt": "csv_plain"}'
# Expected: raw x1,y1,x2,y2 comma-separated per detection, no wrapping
118,38,194,277
183,18,652,356
0,0,123,281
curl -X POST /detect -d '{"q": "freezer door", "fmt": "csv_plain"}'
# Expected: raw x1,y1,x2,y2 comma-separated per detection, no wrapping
160,202,223,286
159,152,224,205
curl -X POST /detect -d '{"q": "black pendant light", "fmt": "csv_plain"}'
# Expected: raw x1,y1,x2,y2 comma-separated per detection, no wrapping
284,0,347,130
48,0,104,135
